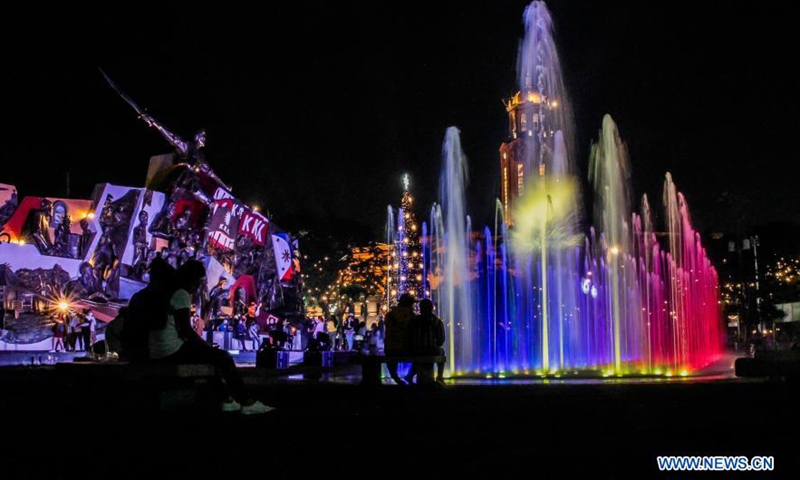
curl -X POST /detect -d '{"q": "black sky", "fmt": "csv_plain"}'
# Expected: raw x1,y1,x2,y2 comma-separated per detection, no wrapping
3,2,798,238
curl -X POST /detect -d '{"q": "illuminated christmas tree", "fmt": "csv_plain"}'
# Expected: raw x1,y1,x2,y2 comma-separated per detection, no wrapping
388,174,424,305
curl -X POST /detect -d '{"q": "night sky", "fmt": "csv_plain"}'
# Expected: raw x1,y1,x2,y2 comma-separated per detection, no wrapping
3,2,798,239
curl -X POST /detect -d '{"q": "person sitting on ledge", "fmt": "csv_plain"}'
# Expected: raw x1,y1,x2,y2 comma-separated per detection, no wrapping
384,293,415,385
405,299,446,385
148,260,275,415
122,258,175,362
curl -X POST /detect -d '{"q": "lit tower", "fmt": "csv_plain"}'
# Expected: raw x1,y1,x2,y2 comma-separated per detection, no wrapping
499,88,559,226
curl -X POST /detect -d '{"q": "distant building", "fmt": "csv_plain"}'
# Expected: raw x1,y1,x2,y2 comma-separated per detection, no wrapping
499,89,560,226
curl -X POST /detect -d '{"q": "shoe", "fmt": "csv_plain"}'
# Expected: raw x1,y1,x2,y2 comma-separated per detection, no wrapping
241,400,276,415
221,400,242,412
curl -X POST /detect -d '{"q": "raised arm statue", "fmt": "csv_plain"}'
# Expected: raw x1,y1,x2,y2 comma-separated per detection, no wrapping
100,69,226,174
139,112,207,166
142,116,232,193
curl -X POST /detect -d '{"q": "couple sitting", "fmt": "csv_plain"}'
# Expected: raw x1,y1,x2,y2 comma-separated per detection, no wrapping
384,293,445,385
121,258,275,415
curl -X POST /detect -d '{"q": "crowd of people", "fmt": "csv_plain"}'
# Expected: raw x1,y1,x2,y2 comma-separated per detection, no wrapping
50,308,97,353
305,313,383,354
303,293,446,385
743,330,800,356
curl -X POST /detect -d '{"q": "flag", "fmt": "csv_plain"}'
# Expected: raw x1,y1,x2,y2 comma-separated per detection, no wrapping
272,234,294,281
238,208,269,246
207,199,238,251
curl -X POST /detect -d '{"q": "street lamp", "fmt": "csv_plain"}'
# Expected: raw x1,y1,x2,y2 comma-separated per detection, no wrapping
750,235,763,333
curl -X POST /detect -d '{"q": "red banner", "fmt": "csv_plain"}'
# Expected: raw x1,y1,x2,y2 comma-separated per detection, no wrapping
238,209,269,246
207,199,239,251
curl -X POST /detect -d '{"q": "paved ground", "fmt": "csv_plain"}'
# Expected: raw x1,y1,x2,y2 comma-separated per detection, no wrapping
0,354,794,479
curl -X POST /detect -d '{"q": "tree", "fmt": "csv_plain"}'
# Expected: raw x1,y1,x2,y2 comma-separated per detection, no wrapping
764,256,800,304
280,211,372,312
387,174,424,305
329,243,389,317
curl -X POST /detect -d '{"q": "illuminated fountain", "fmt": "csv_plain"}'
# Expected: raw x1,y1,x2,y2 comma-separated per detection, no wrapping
423,1,722,377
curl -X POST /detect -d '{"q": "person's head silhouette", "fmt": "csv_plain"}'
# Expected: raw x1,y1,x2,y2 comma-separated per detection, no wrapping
398,293,415,307
419,299,434,315
176,259,206,294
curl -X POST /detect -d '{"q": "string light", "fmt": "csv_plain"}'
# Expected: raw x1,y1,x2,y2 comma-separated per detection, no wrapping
387,173,424,305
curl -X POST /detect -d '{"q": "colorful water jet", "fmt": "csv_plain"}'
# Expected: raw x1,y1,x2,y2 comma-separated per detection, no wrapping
422,1,722,377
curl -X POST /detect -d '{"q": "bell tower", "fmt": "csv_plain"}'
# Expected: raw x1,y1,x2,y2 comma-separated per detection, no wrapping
500,88,558,226
499,89,549,227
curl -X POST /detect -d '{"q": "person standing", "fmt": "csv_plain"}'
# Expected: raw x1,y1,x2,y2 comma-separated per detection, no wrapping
191,305,206,338
326,317,338,351
367,323,380,355
79,309,96,352
86,309,97,349
234,316,249,351
312,316,325,345
68,312,82,351
51,316,66,352
247,320,260,351
207,277,229,321
344,314,356,351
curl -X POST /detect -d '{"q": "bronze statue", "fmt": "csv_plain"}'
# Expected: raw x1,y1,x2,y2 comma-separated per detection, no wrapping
100,69,230,189
0,188,18,226
207,277,230,320
22,199,54,253
75,262,98,296
53,215,73,257
141,114,207,166
234,286,248,317
174,208,193,245
98,196,117,241
131,210,150,278
92,232,117,283
150,199,177,238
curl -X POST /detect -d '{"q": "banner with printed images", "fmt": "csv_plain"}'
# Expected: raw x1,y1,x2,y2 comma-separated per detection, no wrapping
148,188,208,239
207,199,240,252
231,206,270,278
85,185,141,298
120,189,166,282
0,183,18,226
237,208,269,247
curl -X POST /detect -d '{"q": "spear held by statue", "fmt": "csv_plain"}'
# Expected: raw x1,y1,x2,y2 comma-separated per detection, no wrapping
99,68,231,191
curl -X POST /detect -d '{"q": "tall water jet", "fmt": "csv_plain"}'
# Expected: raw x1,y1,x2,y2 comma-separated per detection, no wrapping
385,205,396,306
517,0,575,173
512,131,582,371
661,173,721,371
589,114,632,372
432,127,475,374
